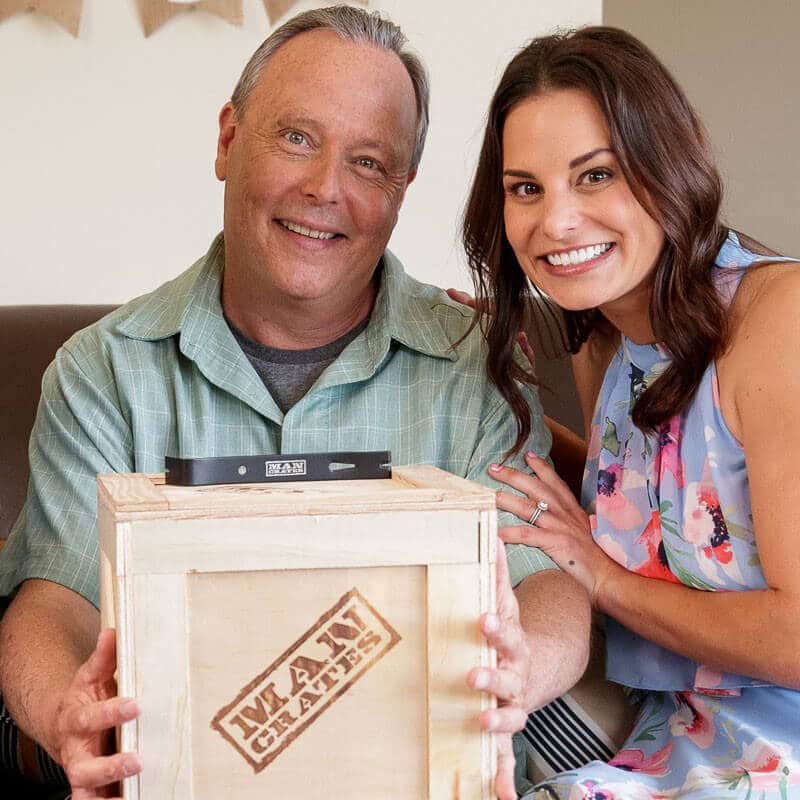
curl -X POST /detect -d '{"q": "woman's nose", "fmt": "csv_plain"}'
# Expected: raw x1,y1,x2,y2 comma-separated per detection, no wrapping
539,190,582,242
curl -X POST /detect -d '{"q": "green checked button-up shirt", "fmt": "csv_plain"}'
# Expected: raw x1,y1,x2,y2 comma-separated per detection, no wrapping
0,235,554,608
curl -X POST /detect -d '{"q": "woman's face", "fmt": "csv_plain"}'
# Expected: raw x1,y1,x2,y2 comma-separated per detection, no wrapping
502,89,665,338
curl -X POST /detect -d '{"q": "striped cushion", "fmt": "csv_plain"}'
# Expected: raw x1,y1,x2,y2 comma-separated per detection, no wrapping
517,626,637,792
0,692,68,793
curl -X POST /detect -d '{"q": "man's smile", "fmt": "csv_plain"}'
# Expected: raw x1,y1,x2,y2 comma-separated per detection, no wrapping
277,219,342,240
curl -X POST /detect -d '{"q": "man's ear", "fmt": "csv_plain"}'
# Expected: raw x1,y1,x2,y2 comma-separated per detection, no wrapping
215,102,238,181
395,168,417,210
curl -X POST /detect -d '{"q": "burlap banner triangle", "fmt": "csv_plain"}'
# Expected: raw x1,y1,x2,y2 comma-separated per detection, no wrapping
260,0,368,26
0,0,82,36
135,0,243,37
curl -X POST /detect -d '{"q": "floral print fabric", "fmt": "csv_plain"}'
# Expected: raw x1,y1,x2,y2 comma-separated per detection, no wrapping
527,233,800,798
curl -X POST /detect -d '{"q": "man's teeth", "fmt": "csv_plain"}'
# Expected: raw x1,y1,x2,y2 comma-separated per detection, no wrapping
280,220,337,240
546,243,611,266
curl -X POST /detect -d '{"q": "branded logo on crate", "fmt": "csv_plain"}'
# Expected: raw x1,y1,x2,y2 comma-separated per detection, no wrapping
265,459,307,477
211,588,401,772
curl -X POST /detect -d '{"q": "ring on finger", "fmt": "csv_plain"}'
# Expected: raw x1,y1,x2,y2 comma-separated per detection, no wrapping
527,500,548,526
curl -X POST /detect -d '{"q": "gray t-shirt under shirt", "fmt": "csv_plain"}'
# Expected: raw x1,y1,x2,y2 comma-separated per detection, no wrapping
228,316,370,413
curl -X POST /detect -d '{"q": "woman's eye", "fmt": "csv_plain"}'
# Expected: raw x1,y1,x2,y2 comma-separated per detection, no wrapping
285,131,306,146
583,168,612,185
510,182,539,197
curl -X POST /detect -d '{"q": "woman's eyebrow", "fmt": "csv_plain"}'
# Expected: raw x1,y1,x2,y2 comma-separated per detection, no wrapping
502,169,536,179
502,147,614,179
569,147,613,169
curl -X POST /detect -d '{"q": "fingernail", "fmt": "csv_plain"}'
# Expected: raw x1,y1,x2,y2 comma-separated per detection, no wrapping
526,451,537,460
122,755,142,777
473,670,489,690
484,710,498,730
120,700,139,718
489,463,501,472
483,614,499,633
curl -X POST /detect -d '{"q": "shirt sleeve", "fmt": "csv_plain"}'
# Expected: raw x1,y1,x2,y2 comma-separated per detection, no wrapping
0,339,133,609
464,379,558,588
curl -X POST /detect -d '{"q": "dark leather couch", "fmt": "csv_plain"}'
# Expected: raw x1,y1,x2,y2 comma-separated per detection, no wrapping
1,306,117,541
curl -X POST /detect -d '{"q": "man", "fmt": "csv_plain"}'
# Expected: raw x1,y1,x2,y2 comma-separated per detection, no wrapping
0,7,590,798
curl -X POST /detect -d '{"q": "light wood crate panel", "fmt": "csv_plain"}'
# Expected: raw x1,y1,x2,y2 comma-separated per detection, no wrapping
98,466,497,800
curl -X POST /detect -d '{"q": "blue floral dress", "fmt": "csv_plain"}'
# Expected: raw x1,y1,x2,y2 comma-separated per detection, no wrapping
528,233,800,799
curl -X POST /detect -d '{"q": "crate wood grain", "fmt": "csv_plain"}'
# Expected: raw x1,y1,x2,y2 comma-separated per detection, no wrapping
99,465,497,800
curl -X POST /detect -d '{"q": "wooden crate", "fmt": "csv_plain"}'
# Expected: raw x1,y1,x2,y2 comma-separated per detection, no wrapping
98,465,497,799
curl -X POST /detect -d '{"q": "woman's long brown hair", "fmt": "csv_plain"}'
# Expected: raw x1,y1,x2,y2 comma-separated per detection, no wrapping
463,26,728,454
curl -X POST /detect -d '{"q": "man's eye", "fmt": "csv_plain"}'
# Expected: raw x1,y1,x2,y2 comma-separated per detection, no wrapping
357,157,378,170
285,131,306,146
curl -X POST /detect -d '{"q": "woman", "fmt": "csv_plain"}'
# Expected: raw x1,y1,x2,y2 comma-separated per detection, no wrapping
464,26,800,799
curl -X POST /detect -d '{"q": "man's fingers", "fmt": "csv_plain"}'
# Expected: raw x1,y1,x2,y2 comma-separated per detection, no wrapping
493,733,517,800
480,704,529,734
73,793,123,800
66,751,141,793
481,610,525,661
493,539,519,619
67,697,139,737
77,629,117,687
468,666,524,706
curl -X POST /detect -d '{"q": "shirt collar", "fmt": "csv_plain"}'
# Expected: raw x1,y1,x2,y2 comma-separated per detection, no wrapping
367,248,459,360
117,234,279,419
118,233,458,352
115,234,459,402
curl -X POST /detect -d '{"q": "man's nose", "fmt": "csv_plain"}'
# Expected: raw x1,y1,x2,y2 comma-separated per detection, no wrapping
300,153,342,204
540,190,581,241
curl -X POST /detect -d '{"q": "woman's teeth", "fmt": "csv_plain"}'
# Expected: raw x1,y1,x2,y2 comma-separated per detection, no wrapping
546,242,611,266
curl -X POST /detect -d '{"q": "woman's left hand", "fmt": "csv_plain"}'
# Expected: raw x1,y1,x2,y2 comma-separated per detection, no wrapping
490,452,618,604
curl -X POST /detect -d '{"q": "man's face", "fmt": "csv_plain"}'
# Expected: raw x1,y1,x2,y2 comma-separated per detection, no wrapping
216,30,418,313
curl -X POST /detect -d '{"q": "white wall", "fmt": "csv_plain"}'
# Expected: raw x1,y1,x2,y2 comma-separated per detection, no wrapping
0,0,601,305
604,0,800,256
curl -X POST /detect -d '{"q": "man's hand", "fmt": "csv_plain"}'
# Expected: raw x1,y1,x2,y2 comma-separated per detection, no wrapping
54,628,141,799
467,540,535,800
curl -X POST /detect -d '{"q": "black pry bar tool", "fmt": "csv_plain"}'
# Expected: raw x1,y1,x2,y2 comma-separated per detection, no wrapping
164,451,392,486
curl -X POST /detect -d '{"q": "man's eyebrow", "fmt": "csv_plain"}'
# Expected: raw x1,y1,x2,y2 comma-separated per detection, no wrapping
356,137,397,153
569,147,614,169
275,114,318,129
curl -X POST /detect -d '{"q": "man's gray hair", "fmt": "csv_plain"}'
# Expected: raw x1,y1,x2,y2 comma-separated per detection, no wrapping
230,4,430,172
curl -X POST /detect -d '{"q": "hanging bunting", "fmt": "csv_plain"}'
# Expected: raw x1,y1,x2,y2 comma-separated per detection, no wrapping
260,0,368,26
135,0,242,37
0,0,82,36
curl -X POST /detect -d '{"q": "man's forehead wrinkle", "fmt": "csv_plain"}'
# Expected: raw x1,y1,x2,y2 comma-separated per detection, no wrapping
244,30,417,169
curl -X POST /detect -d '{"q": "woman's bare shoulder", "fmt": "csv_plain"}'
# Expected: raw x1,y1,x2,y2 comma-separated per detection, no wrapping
727,261,800,348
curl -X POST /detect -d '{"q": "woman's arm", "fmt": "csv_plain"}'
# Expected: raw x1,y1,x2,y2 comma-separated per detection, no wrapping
494,270,800,688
